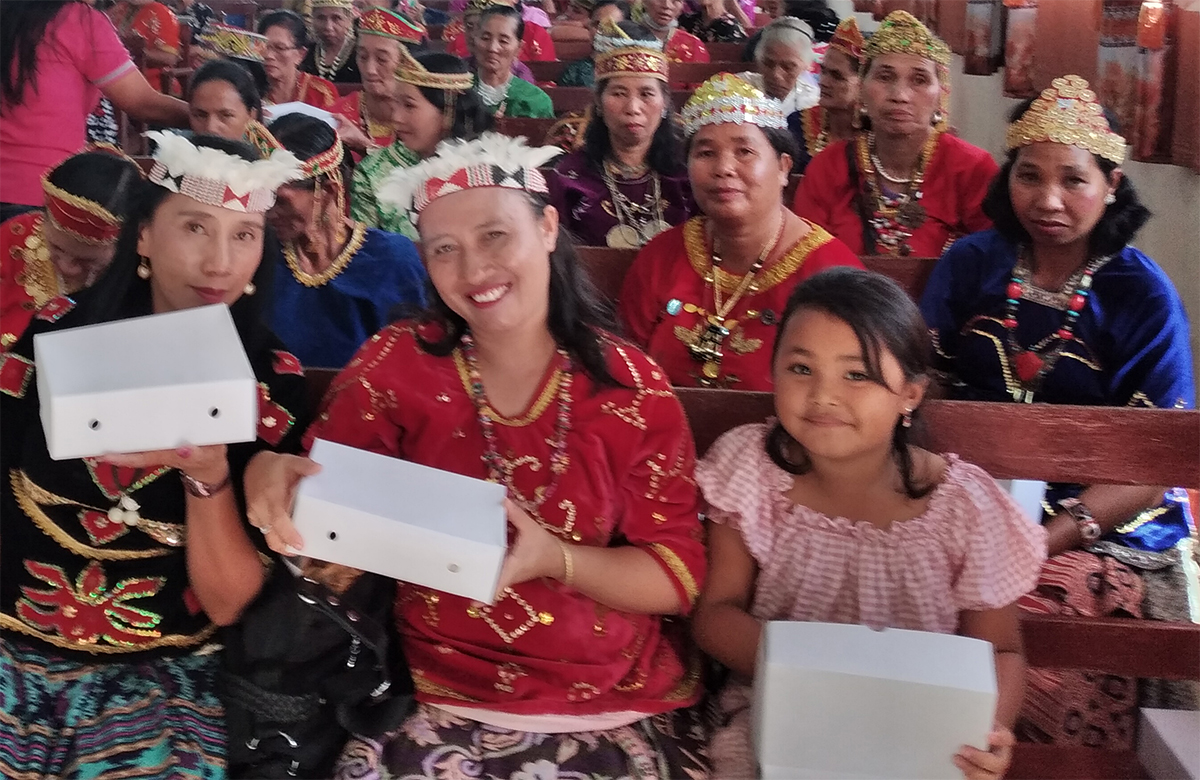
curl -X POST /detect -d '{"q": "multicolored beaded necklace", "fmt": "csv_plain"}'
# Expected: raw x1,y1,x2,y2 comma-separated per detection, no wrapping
856,130,939,256
1003,248,1108,403
460,333,574,510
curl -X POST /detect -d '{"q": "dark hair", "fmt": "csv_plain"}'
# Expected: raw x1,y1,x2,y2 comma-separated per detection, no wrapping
46,150,143,223
685,123,799,166
765,267,933,499
584,24,685,176
1,1,72,107
258,9,311,50
477,5,525,44
267,113,349,193
407,52,493,140
415,193,623,388
590,0,629,20
782,0,838,42
983,99,1150,257
188,58,263,117
68,135,278,349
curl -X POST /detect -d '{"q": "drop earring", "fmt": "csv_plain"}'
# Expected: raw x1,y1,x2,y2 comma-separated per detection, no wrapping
137,256,152,279
901,408,913,428
931,110,945,126
852,105,867,130
243,281,256,296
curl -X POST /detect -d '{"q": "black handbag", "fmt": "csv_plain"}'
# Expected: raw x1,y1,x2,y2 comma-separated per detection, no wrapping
220,563,415,779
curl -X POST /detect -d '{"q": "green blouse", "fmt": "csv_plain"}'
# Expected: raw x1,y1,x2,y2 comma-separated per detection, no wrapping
476,75,555,119
349,141,422,240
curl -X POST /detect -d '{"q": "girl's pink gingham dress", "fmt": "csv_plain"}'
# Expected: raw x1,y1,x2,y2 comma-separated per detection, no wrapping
695,423,1047,779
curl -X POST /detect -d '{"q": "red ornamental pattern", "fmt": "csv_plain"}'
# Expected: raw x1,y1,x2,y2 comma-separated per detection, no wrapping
35,295,75,323
0,351,35,398
272,349,304,376
257,382,295,445
17,560,165,646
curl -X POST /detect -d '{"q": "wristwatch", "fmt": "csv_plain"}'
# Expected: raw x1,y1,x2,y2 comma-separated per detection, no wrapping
1058,497,1102,546
181,470,232,499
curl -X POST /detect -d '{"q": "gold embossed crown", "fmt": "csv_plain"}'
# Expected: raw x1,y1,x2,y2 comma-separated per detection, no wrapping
828,16,864,63
465,0,516,15
862,10,951,67
681,73,786,136
1005,75,1126,164
360,7,426,44
593,20,668,82
394,48,474,91
196,22,268,62
310,0,355,9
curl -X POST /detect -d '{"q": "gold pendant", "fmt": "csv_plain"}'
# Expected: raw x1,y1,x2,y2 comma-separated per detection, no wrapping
605,224,642,248
702,361,720,379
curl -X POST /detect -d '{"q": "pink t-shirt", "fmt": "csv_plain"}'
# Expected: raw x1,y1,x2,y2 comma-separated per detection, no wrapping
0,4,135,206
696,423,1048,779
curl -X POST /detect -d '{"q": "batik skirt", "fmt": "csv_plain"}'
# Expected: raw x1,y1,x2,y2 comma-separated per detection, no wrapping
335,702,710,780
0,638,226,779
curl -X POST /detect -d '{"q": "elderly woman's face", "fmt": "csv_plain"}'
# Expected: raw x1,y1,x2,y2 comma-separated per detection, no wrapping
357,34,403,97
644,0,683,27
419,188,559,339
1008,141,1118,250
688,122,791,223
600,76,666,149
818,49,860,112
475,14,522,78
861,53,941,137
757,40,807,101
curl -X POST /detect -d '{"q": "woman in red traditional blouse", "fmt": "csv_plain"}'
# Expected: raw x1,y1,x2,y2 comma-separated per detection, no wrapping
109,0,182,92
620,74,862,391
243,133,709,778
632,0,710,65
0,148,142,351
258,10,340,109
792,11,998,258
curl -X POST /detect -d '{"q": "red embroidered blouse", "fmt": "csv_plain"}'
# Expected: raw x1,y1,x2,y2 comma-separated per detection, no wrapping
619,216,863,390
305,324,706,715
1,212,59,352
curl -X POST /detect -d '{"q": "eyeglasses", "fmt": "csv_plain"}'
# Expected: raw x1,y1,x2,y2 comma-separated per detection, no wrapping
266,43,298,54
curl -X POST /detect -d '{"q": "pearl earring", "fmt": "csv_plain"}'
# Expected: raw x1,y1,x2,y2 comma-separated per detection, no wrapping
137,256,152,279
1104,192,1116,205
243,281,256,296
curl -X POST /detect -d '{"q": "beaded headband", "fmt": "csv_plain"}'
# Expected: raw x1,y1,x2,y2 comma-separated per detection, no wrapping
681,73,787,136
465,0,516,16
377,133,562,225
196,22,269,62
862,10,951,67
41,145,142,245
310,0,355,9
828,15,864,63
592,22,668,82
144,131,302,213
1006,75,1126,164
394,48,475,91
360,7,426,44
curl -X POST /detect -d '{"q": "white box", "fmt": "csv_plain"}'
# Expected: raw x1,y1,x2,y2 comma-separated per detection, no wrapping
996,479,1048,524
753,621,998,779
293,438,508,604
1139,708,1200,780
34,304,257,460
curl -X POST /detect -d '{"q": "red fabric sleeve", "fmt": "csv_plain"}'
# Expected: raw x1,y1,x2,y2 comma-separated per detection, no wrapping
618,230,676,348
958,145,1001,235
522,24,557,61
791,142,848,230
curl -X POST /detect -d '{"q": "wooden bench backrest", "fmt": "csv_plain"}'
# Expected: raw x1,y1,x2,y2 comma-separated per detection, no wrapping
545,86,693,115
527,60,744,85
494,116,557,145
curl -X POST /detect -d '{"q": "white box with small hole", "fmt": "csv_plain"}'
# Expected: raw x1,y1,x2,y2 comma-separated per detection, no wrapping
753,621,998,779
293,438,509,604
34,304,257,461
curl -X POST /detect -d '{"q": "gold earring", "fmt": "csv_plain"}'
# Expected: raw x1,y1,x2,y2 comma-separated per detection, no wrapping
852,105,866,130
243,281,256,296
137,256,152,279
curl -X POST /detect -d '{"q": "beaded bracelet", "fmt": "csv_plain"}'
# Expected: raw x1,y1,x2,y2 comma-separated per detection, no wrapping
558,540,575,588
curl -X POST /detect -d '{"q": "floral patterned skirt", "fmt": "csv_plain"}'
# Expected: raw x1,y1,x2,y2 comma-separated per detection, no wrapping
335,703,710,780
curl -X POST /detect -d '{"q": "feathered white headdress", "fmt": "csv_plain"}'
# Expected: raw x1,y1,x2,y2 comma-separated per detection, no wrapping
378,133,562,226
145,131,303,213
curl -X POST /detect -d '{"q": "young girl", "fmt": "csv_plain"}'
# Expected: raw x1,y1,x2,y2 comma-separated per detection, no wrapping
692,267,1048,780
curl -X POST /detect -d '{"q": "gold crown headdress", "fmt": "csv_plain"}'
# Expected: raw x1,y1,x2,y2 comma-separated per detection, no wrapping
360,7,427,44
681,73,787,136
377,133,562,226
465,0,516,16
828,15,864,63
861,11,951,129
310,0,356,9
1005,75,1126,164
592,20,668,82
195,22,269,63
394,48,475,91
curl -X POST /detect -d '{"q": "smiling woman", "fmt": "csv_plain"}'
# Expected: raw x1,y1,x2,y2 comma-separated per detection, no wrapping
242,133,711,780
619,73,861,390
0,133,307,780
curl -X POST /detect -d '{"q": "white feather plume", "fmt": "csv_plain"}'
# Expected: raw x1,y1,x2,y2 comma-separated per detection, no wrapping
377,132,563,222
146,131,304,194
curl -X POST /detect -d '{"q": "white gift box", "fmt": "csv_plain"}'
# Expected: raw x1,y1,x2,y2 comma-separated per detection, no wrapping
753,621,998,780
293,439,508,604
996,479,1048,524
1139,708,1200,780
34,304,257,460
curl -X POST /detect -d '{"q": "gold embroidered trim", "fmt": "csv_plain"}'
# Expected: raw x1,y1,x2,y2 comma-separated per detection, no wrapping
452,347,566,428
663,649,703,701
682,216,834,296
12,470,176,561
42,177,121,246
412,668,482,701
1115,505,1169,535
15,217,60,309
800,106,828,159
283,222,368,287
648,543,699,605
0,612,215,655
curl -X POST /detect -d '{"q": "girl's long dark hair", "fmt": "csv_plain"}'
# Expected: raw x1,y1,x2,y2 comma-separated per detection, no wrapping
65,136,279,358
415,193,624,388
1,0,73,108
766,267,934,499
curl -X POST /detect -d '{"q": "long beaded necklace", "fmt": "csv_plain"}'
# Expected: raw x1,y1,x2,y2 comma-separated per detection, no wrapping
1002,247,1108,403
314,33,355,80
600,160,668,248
856,130,939,256
686,208,785,381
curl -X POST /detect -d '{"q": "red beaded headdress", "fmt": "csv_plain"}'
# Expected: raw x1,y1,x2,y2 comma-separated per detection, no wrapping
592,20,668,82
41,145,142,245
145,131,302,213
359,7,426,45
828,16,864,63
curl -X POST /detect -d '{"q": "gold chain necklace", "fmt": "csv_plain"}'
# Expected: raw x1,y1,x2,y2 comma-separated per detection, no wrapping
283,222,367,287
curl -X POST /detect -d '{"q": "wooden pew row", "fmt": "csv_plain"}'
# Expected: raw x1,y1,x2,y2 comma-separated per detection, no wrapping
545,86,692,114
297,367,1199,780
574,246,939,304
555,39,746,62
528,59,746,85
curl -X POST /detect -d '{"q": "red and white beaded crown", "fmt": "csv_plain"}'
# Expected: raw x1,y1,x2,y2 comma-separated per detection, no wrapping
377,133,562,225
145,131,303,213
